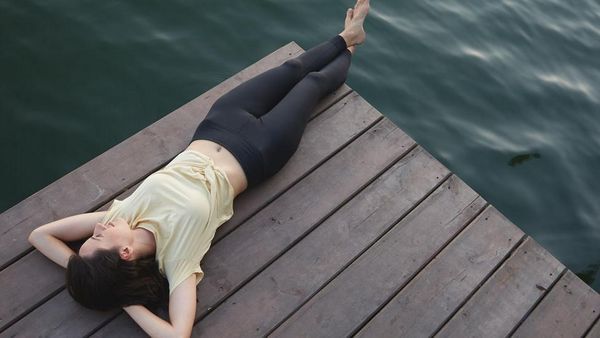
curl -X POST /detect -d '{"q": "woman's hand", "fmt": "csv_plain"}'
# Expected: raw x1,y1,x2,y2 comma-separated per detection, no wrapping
124,274,197,338
28,211,107,268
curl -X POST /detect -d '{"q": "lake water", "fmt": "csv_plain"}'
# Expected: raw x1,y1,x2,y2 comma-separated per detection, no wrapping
1,0,599,291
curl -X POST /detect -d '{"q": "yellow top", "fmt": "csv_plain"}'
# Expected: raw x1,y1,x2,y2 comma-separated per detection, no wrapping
100,149,235,294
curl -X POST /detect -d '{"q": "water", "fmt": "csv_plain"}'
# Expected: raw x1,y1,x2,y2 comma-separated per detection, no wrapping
1,1,599,291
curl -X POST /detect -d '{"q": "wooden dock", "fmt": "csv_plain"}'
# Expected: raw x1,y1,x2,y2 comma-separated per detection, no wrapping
1,43,598,338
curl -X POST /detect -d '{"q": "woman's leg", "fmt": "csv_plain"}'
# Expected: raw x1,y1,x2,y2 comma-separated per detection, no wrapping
193,0,370,188
207,35,348,119
257,49,353,178
254,0,370,179
209,0,369,120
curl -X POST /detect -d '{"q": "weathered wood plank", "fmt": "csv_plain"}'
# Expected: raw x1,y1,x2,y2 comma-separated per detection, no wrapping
0,43,305,271
356,206,526,337
435,237,565,338
269,199,504,337
586,318,600,338
0,251,65,331
4,291,118,338
512,270,600,338
193,148,458,337
0,86,358,331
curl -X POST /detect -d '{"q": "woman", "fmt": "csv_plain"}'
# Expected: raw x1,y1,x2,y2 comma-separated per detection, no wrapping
28,1,370,336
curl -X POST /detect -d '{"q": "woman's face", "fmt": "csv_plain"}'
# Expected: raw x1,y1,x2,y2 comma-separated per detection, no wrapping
79,218,132,257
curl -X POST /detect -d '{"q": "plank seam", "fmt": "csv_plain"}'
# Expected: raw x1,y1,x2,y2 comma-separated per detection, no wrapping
0,285,64,334
349,197,491,337
505,266,568,337
430,233,529,337
196,142,420,324
84,311,126,338
583,313,600,338
265,149,449,337
0,247,34,274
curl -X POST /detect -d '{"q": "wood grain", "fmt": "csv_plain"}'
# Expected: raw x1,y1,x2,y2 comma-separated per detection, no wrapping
586,318,600,338
436,237,565,338
512,270,600,338
193,146,453,337
356,206,525,337
270,183,492,338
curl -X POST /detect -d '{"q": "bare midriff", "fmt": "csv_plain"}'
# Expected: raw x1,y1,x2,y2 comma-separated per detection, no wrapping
185,140,248,197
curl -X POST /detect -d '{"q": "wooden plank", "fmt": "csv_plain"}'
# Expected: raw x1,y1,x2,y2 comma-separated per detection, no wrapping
3,292,119,338
512,270,600,338
435,237,565,338
192,147,459,336
0,86,359,331
10,117,414,337
356,206,526,337
0,43,304,270
269,201,503,337
586,318,600,338
0,251,65,331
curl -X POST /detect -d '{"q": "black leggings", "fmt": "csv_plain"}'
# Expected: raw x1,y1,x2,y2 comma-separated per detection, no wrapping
191,35,351,189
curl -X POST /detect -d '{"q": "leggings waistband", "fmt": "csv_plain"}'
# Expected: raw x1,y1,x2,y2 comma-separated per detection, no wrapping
191,119,265,189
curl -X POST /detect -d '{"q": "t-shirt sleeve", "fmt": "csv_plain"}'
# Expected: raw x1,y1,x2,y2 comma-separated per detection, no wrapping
164,259,204,295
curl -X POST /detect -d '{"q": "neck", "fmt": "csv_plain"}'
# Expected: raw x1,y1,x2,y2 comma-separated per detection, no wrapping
131,228,156,259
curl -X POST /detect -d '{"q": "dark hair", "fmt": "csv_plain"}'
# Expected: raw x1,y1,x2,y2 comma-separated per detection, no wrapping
66,249,168,311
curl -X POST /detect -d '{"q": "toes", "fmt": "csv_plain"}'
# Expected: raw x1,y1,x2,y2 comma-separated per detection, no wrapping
354,0,369,18
345,8,353,27
355,0,364,9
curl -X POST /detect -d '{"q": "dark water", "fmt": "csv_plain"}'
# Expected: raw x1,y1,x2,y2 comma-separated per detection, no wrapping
1,1,599,291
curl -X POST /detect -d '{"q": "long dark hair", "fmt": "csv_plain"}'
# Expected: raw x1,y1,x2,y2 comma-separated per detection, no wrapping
66,249,168,311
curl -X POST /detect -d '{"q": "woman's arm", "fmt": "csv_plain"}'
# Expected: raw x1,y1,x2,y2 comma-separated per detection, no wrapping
28,211,107,268
124,274,197,338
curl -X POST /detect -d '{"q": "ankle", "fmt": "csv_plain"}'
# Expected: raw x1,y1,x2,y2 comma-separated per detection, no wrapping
339,32,353,47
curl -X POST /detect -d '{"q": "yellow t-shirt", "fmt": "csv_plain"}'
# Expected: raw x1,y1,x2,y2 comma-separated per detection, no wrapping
100,149,235,294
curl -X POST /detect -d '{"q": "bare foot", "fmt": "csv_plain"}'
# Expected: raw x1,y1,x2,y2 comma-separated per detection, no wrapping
340,0,370,47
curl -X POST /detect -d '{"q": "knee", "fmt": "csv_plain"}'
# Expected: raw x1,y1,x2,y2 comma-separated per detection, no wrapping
305,71,327,82
283,59,304,74
304,71,329,89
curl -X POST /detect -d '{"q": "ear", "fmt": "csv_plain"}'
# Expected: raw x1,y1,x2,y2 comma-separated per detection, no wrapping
119,246,133,261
